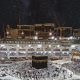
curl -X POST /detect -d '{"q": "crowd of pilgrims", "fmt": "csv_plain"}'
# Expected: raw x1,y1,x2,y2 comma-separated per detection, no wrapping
62,62,80,75
0,61,73,80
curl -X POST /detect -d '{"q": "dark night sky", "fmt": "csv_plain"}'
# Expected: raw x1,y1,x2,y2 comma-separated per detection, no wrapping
0,0,80,30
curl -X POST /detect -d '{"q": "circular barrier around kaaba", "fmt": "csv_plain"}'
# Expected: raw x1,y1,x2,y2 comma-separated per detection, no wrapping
32,55,48,69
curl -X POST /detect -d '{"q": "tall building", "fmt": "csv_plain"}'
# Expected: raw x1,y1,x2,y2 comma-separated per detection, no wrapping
54,27,73,37
5,23,55,40
73,28,80,38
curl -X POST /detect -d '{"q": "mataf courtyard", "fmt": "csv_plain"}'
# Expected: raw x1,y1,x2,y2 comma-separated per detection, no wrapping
0,59,80,80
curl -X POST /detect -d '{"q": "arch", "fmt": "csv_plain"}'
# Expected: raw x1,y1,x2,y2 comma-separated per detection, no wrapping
0,52,7,57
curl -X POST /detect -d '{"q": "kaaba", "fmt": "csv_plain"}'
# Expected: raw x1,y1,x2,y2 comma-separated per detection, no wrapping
32,55,48,69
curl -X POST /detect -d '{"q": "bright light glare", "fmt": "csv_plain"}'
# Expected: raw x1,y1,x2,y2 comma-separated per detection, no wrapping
54,38,57,40
17,44,20,47
71,45,75,48
49,45,51,48
49,32,52,36
37,44,42,48
57,45,60,47
6,31,9,35
68,36,73,40
28,45,31,47
1,44,5,47
53,52,55,53
49,51,51,53
1,57,4,60
21,31,24,35
20,51,26,54
51,36,54,39
34,36,38,40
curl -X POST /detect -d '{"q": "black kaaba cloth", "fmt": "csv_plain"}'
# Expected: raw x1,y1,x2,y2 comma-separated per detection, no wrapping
32,55,48,69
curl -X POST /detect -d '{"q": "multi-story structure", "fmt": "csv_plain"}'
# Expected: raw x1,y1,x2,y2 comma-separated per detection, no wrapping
6,23,77,40
6,25,18,39
34,23,55,40
6,24,34,39
54,27,73,38
0,23,79,60
73,28,80,38
6,23,55,40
